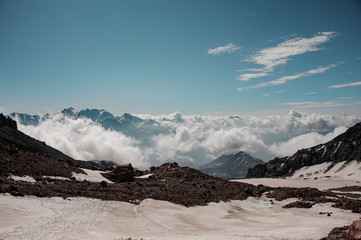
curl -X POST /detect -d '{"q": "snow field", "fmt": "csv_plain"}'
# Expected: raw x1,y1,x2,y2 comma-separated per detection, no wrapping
0,193,359,240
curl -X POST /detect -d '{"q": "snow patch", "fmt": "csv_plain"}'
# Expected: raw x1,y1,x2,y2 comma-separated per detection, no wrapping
43,176,69,181
290,160,361,182
333,141,342,154
72,168,113,183
135,173,154,179
315,145,325,152
10,175,36,183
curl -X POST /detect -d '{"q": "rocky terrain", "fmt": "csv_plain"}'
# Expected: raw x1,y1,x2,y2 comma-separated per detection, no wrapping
246,122,361,178
199,151,264,179
0,113,75,163
322,220,361,240
1,114,361,239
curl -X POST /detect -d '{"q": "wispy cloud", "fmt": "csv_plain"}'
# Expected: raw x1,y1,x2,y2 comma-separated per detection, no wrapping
328,81,361,89
305,92,316,95
237,64,337,92
237,72,269,81
237,32,337,81
282,101,346,108
208,43,240,55
236,68,264,72
281,100,361,108
250,32,336,71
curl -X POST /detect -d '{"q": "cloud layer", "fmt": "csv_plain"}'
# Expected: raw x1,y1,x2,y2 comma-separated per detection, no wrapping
19,114,148,169
16,110,361,170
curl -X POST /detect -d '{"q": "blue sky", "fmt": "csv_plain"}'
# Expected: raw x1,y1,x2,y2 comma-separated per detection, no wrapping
1,0,361,116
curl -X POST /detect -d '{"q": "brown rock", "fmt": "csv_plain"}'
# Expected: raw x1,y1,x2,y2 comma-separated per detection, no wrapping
102,163,135,182
322,220,361,240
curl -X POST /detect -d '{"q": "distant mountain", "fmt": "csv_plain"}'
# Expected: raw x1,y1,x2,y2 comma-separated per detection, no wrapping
9,108,170,139
8,112,42,126
199,151,264,179
246,122,361,178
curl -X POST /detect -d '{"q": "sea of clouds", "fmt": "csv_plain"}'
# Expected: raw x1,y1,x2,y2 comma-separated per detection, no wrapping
17,110,360,169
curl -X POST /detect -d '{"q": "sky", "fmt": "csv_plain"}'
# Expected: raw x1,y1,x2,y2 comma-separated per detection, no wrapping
1,0,361,116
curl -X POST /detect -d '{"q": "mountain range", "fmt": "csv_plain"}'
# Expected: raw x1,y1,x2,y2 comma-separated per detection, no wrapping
199,151,263,179
9,108,179,148
7,109,265,178
246,122,361,178
7,108,361,176
9,107,265,168
10,107,163,134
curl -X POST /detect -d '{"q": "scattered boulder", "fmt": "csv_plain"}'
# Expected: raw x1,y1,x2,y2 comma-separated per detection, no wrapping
322,220,361,240
102,163,135,182
283,201,314,208
266,187,325,201
100,181,108,188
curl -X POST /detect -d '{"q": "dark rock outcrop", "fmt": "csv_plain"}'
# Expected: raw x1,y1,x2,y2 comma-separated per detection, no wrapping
0,115,84,178
0,117,74,163
102,163,135,182
246,122,361,178
283,201,314,209
0,113,17,130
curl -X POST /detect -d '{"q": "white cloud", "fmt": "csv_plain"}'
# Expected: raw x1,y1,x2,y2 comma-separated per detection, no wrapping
18,114,148,169
237,72,269,81
208,43,240,55
281,100,361,108
238,64,337,92
0,106,9,115
249,32,336,72
236,68,265,72
328,81,361,89
17,110,361,168
305,92,316,95
237,32,337,82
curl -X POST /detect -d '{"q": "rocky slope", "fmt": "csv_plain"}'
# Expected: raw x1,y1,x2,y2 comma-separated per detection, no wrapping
246,122,361,178
0,114,75,163
199,151,264,179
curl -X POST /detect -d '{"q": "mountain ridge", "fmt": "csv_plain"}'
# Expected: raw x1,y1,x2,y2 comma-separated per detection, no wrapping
246,122,361,178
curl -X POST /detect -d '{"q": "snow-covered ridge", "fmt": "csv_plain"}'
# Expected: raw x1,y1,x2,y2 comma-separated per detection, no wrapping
289,160,361,182
238,160,361,191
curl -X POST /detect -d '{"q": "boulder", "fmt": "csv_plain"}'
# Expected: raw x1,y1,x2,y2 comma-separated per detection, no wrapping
102,163,135,182
322,220,361,240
